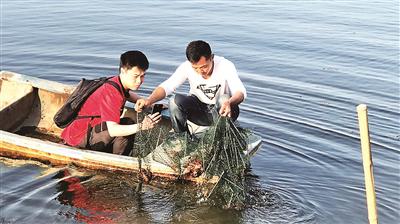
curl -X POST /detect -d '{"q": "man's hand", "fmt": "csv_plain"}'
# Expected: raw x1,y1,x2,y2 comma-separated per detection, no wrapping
219,100,231,117
141,112,162,130
135,98,149,112
135,87,167,113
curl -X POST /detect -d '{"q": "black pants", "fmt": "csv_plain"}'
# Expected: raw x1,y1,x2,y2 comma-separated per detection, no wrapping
168,94,239,133
77,117,135,155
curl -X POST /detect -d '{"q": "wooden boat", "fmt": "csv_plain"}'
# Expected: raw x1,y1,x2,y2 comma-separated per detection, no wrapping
0,71,262,183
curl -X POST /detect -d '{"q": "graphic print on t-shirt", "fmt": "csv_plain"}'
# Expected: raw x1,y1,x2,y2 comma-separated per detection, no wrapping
196,84,221,100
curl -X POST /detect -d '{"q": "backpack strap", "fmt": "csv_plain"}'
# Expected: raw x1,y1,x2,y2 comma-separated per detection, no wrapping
75,78,126,120
105,80,125,97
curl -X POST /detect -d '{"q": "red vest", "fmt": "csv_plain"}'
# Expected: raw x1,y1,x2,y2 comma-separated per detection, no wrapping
61,76,126,146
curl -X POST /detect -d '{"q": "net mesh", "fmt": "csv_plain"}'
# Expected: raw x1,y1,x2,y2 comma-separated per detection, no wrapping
133,111,252,209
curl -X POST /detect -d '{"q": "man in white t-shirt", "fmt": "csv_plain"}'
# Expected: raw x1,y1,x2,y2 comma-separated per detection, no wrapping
135,40,247,133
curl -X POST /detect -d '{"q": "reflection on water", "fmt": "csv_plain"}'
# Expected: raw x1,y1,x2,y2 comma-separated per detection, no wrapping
53,170,119,224
0,159,318,223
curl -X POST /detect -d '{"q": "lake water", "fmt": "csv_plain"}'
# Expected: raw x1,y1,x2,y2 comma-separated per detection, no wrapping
1,0,399,223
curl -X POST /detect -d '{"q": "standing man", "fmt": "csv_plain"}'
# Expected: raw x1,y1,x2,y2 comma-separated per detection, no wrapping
61,50,161,155
135,40,246,134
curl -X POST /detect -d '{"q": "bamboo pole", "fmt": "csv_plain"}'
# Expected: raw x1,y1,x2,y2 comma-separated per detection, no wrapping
357,104,378,224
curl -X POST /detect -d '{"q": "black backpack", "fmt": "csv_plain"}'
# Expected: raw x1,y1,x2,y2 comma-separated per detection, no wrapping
53,77,123,128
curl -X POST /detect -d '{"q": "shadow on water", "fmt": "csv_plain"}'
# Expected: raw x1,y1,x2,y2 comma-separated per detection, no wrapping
0,158,317,224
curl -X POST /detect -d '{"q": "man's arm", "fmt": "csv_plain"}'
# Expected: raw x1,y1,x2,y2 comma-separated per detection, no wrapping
126,91,141,103
106,113,161,137
219,91,245,117
218,59,247,117
135,87,166,112
135,62,188,112
228,91,245,106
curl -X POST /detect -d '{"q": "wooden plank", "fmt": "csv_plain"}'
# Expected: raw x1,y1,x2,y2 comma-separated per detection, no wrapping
0,131,218,183
0,130,174,173
0,70,75,94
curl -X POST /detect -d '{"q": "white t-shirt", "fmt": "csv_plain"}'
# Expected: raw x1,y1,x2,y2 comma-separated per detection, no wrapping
159,56,247,105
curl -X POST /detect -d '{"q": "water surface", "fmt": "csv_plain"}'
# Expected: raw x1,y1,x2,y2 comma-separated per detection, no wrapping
1,0,399,223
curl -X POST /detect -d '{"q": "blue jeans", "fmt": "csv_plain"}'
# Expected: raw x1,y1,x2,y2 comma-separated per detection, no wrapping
168,94,240,133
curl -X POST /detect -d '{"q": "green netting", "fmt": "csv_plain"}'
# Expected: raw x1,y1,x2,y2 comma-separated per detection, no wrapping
132,111,252,209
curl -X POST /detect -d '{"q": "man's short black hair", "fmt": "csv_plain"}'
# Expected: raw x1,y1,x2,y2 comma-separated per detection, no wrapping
119,50,149,71
186,40,212,63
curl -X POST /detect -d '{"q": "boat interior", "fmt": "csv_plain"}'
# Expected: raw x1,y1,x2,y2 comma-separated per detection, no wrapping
0,74,63,140
0,71,259,155
0,71,146,144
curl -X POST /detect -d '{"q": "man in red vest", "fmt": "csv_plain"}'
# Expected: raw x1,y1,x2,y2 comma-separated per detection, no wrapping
61,51,161,155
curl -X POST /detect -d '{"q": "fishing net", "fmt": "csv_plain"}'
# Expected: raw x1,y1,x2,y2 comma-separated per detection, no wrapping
132,110,252,209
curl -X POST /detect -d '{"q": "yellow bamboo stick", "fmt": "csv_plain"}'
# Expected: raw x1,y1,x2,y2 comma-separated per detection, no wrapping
357,104,378,224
